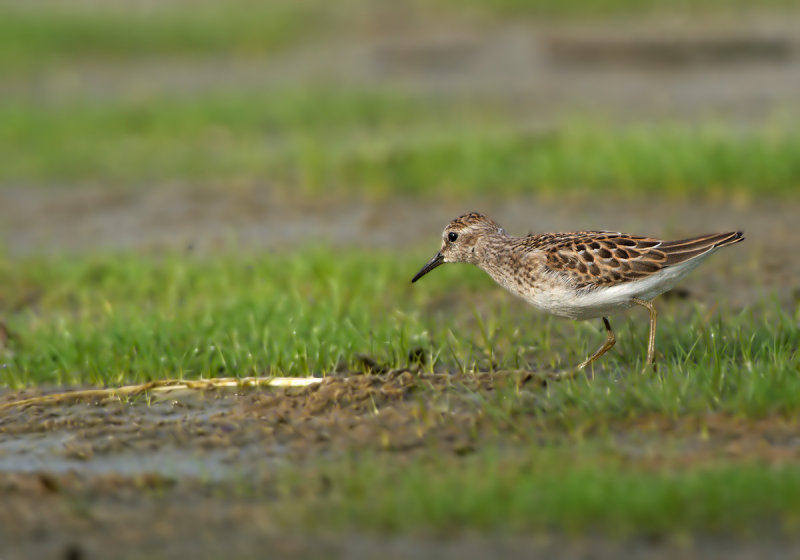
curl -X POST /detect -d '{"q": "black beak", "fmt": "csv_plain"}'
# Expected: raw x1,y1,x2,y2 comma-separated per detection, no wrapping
411,252,445,283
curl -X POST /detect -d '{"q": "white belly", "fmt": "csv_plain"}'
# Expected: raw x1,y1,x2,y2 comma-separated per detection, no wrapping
505,258,705,320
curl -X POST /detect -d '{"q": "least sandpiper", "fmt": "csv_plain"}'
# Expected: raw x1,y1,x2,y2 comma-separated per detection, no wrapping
412,212,743,370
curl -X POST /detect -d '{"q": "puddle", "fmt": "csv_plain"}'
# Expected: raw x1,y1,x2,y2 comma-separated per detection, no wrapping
0,432,241,480
0,388,287,480
0,429,290,482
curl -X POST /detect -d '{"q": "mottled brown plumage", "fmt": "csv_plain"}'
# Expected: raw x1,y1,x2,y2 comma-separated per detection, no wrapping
412,212,744,371
531,230,743,289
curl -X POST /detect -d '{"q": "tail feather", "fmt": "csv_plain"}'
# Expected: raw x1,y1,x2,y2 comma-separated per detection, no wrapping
661,231,743,250
662,231,743,267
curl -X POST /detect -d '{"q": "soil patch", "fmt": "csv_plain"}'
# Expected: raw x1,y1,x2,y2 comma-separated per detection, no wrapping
2,372,800,558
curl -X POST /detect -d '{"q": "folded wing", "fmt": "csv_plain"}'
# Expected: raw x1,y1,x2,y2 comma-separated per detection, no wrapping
539,231,744,289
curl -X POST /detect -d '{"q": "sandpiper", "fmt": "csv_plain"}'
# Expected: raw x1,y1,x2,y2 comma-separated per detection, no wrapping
412,212,743,370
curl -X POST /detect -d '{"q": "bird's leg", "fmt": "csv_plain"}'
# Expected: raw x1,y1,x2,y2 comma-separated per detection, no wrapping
577,317,616,371
632,298,657,365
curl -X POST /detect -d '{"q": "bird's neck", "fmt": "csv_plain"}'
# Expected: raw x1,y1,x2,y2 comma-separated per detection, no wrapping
475,232,515,268
473,233,541,294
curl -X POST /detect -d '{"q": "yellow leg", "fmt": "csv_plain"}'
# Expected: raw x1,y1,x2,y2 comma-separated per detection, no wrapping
632,298,657,365
577,317,616,370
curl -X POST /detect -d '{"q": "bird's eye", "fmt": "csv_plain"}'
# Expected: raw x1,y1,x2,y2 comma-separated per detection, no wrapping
448,232,458,242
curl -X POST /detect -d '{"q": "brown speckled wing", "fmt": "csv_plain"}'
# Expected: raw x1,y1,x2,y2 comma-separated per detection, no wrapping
529,231,743,289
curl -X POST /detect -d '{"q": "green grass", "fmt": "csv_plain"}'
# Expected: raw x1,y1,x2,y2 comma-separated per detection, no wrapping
1,250,797,417
3,91,800,196
2,0,797,76
283,450,800,535
0,0,332,74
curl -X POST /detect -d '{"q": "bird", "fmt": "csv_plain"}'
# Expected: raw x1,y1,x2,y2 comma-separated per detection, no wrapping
411,212,743,371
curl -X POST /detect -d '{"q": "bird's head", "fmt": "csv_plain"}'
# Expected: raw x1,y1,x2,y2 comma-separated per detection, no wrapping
411,212,504,283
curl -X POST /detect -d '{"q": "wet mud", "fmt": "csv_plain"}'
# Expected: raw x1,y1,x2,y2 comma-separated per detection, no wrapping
3,372,800,559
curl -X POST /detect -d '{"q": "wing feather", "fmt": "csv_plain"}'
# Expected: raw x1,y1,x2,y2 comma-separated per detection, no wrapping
532,231,743,289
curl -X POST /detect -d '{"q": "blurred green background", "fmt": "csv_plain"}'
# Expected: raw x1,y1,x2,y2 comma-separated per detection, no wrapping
2,0,800,198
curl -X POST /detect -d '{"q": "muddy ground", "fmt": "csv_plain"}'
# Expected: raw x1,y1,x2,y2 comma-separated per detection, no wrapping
3,372,800,560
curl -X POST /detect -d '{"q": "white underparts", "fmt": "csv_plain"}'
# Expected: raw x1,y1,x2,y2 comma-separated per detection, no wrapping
496,249,716,320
